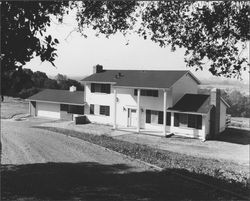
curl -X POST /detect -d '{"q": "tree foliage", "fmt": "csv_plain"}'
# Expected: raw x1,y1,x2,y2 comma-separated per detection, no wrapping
1,1,71,71
75,1,250,78
1,1,249,80
2,68,83,99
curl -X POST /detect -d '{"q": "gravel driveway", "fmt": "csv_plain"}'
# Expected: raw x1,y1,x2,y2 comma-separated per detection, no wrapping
1,118,247,200
1,118,153,173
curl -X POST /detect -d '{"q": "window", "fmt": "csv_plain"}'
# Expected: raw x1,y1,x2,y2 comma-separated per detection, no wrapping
158,111,163,124
174,113,202,129
100,105,110,116
91,83,110,93
134,89,158,97
68,105,84,115
166,112,171,126
90,104,94,114
60,104,68,111
146,110,170,125
174,113,180,127
179,114,188,127
196,115,202,129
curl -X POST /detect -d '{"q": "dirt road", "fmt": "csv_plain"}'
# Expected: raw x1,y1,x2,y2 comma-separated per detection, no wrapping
1,118,153,172
1,118,246,200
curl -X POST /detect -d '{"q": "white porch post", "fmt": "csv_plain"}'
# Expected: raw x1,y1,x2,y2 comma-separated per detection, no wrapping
137,89,141,133
202,115,206,141
170,112,174,133
113,88,117,129
29,101,31,115
163,89,167,135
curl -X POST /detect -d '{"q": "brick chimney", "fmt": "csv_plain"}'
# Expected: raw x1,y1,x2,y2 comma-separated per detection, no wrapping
93,64,103,74
69,85,76,92
210,88,221,138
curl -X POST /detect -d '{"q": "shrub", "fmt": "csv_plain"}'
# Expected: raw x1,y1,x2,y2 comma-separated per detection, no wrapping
18,87,40,99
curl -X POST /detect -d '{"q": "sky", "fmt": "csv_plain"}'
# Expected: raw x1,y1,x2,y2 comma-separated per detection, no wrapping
24,10,249,85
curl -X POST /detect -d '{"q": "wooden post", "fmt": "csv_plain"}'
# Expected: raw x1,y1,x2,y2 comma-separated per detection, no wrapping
113,88,117,129
137,89,141,133
163,89,167,135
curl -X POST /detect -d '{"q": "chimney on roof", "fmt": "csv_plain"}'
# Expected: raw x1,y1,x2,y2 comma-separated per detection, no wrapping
93,64,103,74
69,85,77,92
209,88,221,138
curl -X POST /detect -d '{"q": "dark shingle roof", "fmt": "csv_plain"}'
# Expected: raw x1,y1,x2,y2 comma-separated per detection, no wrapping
168,94,211,114
27,89,85,105
82,70,199,89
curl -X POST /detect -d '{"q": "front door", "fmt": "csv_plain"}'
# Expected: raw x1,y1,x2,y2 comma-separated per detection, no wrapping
128,108,137,127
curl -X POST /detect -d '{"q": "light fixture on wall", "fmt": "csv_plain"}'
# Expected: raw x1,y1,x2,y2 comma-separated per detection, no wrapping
123,107,126,111
116,97,119,102
141,108,144,112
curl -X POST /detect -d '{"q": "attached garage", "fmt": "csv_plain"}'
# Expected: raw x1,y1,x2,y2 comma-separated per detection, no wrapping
37,102,60,119
27,87,85,120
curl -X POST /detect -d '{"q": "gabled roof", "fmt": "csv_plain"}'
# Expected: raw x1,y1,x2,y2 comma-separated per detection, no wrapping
82,70,200,89
27,89,85,105
167,94,211,114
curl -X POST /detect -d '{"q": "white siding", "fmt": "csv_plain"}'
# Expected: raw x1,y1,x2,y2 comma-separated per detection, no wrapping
37,102,60,119
220,100,227,132
84,83,173,127
84,83,114,125
172,73,198,105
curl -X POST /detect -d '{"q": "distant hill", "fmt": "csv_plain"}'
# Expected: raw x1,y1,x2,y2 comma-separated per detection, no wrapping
199,77,249,95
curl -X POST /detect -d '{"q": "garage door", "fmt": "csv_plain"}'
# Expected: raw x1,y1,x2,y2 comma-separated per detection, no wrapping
37,102,60,119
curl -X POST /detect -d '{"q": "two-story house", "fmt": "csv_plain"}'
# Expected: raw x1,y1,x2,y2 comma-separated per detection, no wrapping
28,65,229,140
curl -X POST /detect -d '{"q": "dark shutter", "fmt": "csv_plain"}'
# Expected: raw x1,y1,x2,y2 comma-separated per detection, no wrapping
188,114,196,128
174,113,180,127
166,112,171,126
158,111,163,124
90,104,94,114
146,110,151,123
91,83,95,92
196,115,202,129
134,89,138,96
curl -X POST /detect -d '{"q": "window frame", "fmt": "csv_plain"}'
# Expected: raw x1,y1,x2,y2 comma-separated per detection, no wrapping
99,105,110,116
134,89,158,97
91,83,111,94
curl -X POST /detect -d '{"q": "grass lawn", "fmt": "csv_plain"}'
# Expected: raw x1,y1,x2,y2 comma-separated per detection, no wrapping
1,96,28,119
37,126,250,197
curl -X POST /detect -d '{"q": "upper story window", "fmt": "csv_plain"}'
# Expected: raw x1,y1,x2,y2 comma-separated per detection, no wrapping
91,83,111,94
134,89,158,97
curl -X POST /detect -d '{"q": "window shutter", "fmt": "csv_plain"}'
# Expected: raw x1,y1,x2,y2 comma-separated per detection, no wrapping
146,110,151,123
158,111,163,124
166,112,171,126
196,115,202,129
90,104,94,114
91,83,95,92
174,113,179,127
134,89,138,96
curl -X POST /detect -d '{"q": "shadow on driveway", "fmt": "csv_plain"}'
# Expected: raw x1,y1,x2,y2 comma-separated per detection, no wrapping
2,162,249,200
216,128,250,145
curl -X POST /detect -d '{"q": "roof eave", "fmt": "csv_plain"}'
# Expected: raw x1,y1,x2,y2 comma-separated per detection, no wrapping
27,99,86,106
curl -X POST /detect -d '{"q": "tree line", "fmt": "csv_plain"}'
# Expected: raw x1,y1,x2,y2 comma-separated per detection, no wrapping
199,88,250,118
1,68,84,100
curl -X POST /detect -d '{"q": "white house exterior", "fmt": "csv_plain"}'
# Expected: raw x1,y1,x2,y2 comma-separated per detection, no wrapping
81,65,229,140
28,65,229,140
